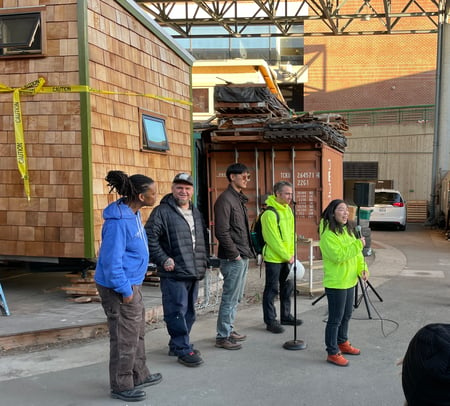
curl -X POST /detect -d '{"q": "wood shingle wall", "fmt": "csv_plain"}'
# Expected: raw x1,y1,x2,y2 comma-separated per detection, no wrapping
88,0,192,257
0,0,83,259
0,0,192,261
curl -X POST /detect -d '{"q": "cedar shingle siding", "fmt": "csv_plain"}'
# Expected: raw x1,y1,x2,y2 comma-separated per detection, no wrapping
0,0,192,260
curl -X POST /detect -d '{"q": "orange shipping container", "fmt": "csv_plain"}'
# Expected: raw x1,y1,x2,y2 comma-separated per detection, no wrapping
206,142,343,259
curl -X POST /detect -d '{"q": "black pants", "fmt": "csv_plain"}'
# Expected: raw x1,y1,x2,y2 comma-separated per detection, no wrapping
262,262,293,325
96,284,150,392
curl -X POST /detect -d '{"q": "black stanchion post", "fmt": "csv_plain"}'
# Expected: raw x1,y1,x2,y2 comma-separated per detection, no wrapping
283,200,307,351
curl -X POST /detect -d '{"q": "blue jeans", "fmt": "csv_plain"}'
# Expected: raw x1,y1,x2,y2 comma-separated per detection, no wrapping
216,257,249,339
160,278,199,356
262,262,293,325
325,286,355,355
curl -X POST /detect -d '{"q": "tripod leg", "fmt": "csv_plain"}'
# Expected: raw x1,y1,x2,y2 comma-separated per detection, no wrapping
312,292,326,306
355,290,364,308
357,277,372,319
365,279,383,302
354,279,359,308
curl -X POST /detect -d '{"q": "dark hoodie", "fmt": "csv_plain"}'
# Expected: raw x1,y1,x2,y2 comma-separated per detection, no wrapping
145,193,208,280
95,198,149,298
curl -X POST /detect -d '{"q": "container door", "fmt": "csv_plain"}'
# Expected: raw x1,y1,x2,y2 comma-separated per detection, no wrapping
208,148,260,256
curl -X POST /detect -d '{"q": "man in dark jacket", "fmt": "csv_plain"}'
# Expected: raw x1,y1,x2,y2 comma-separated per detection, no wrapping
214,163,255,350
145,173,208,367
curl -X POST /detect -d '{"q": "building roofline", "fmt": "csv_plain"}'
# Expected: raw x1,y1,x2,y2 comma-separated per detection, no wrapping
115,0,195,66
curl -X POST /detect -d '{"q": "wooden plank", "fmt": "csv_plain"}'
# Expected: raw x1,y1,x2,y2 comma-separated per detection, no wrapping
64,276,95,284
61,286,99,296
0,324,110,352
68,296,101,303
211,135,265,143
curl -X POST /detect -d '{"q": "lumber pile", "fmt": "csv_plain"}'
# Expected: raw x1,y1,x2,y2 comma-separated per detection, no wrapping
264,113,348,151
205,84,348,151
144,263,160,287
61,270,100,303
144,271,160,287
213,84,292,136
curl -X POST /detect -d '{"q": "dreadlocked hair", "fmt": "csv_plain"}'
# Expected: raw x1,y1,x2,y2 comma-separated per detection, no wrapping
105,170,154,202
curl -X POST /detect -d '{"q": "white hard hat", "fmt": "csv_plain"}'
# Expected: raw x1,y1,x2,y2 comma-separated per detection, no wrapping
288,260,305,280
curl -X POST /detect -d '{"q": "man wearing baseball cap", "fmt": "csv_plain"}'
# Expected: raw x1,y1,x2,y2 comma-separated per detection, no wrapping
145,173,209,367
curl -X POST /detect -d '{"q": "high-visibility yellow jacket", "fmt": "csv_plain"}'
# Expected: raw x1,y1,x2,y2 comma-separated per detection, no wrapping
261,195,294,263
319,220,367,289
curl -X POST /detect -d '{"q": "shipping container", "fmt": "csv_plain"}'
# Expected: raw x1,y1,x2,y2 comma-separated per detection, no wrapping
205,141,343,259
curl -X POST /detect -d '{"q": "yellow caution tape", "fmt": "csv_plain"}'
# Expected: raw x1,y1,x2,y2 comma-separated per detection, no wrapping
13,88,31,201
1,78,192,200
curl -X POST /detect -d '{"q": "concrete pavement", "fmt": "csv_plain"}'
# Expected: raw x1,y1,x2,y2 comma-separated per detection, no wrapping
1,224,450,405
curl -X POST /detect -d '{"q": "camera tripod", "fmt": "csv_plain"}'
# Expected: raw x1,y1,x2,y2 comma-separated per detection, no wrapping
311,276,383,319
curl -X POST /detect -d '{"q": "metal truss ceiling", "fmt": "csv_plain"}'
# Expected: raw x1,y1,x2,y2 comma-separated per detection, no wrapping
135,0,449,37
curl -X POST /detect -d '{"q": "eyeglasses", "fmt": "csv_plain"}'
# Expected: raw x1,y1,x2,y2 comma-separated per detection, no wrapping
237,174,251,181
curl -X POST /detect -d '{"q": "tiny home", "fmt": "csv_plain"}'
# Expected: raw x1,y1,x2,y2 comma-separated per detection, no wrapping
0,0,194,267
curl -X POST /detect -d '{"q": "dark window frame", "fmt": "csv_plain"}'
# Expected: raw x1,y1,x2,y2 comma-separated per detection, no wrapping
140,110,170,152
0,6,46,58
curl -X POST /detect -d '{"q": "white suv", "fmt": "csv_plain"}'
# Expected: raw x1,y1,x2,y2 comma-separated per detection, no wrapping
369,189,407,231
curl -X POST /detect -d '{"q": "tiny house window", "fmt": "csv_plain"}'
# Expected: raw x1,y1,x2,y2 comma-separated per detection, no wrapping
142,113,170,152
0,7,45,57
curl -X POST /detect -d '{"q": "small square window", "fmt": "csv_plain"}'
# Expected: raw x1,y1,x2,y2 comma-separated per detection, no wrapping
141,113,170,152
0,7,46,57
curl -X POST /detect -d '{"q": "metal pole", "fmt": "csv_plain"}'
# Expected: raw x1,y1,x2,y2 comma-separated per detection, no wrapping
255,147,260,213
271,146,275,189
428,17,443,225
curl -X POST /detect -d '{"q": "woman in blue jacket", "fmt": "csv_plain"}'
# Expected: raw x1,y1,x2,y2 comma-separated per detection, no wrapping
95,170,162,402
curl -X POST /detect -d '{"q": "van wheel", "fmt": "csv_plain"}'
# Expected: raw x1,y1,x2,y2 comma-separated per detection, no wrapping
398,224,406,231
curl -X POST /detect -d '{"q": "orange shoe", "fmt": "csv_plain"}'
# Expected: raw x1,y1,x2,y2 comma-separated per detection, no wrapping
338,341,361,355
327,352,349,367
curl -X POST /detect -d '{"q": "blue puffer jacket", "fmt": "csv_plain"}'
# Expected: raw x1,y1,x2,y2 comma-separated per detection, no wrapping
145,194,208,280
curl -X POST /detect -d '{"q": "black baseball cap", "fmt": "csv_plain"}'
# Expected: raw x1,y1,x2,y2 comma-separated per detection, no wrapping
173,173,194,185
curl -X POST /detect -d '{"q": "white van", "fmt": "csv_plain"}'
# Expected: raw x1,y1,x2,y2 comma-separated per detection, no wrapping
368,189,407,231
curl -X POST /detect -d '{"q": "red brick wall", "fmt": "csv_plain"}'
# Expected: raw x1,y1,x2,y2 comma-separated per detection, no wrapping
304,30,437,111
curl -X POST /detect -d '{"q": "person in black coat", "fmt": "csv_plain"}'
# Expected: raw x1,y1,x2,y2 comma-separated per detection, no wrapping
214,163,255,350
145,173,208,368
402,323,450,406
